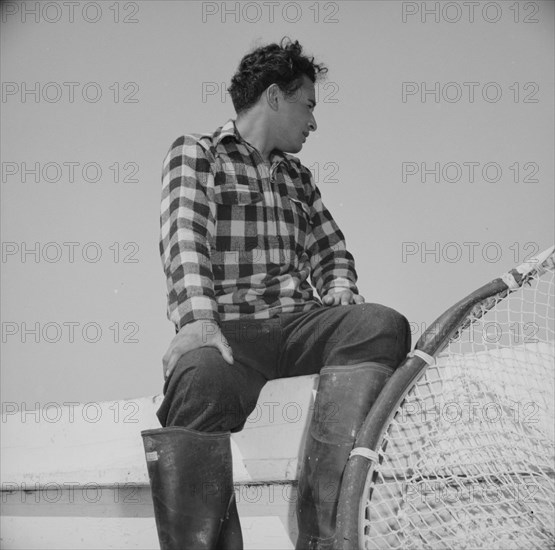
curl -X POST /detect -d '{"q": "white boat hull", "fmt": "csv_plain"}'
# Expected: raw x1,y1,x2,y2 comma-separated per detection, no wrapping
1,375,320,549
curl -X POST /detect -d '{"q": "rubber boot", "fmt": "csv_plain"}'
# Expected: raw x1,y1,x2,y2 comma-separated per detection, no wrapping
218,493,243,549
296,362,394,550
141,426,242,550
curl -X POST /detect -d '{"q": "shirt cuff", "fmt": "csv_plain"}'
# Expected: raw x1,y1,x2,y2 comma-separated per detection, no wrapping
322,277,358,295
171,295,220,331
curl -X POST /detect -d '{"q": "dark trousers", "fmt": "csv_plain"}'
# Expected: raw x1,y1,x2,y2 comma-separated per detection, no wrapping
156,303,411,432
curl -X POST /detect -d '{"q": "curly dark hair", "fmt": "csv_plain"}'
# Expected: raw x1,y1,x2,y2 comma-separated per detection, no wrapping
228,37,328,114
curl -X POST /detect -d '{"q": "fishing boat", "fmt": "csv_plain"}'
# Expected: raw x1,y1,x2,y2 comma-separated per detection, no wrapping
1,375,319,549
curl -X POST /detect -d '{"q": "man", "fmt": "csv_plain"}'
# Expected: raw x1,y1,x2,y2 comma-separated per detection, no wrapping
141,38,410,549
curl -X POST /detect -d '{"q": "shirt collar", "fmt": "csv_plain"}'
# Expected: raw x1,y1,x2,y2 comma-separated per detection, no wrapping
213,119,238,145
214,119,292,169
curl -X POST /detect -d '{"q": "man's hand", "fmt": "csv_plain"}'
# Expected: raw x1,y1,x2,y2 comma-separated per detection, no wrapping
322,288,365,307
162,319,234,380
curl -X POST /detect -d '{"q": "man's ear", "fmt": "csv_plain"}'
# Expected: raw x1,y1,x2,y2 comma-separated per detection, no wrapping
265,83,281,112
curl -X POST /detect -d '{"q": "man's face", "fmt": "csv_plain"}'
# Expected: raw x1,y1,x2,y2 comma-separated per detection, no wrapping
273,75,317,154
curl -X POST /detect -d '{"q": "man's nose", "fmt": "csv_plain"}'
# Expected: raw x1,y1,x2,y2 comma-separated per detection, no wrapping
308,114,317,132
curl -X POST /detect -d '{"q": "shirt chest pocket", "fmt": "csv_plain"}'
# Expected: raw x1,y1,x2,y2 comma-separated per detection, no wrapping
212,184,263,252
213,185,262,206
288,195,312,226
284,187,313,239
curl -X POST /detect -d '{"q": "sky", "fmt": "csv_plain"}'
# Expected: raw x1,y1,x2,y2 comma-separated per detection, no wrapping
1,0,554,407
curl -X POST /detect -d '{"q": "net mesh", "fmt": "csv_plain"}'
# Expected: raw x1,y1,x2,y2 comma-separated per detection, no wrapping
362,261,555,549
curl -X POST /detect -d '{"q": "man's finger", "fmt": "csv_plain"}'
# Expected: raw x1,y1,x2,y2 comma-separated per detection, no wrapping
217,338,234,365
340,292,351,305
164,351,180,379
162,344,173,379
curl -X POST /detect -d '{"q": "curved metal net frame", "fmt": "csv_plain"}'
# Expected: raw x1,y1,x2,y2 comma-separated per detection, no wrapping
360,261,554,549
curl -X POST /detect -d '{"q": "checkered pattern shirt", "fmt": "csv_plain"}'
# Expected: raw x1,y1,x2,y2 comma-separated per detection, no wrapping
160,119,359,330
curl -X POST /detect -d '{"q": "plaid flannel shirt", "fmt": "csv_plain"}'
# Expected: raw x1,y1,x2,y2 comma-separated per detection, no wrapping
160,119,359,330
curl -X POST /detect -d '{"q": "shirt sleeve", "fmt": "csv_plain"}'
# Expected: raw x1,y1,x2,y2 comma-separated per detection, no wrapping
299,165,359,298
159,135,219,330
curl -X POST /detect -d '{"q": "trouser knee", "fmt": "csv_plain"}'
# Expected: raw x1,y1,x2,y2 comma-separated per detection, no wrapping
334,303,411,368
374,304,412,364
156,348,260,432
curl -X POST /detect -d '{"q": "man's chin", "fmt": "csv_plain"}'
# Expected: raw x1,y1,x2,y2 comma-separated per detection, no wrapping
283,144,303,154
